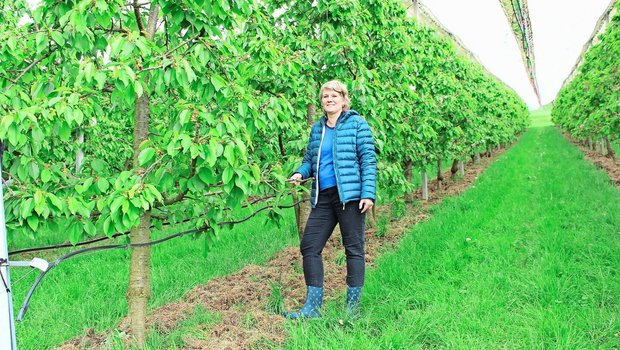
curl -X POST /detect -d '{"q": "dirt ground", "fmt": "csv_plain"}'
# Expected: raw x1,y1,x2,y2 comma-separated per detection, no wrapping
563,133,620,186
57,149,506,350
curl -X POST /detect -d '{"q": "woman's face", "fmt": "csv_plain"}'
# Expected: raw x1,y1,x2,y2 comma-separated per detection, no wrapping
321,88,344,116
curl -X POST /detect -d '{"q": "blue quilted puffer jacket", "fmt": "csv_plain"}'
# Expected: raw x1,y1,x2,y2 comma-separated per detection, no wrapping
295,109,376,208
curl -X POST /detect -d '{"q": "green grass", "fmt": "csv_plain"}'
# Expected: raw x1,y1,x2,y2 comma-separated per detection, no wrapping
529,104,553,128
284,126,620,349
11,209,298,350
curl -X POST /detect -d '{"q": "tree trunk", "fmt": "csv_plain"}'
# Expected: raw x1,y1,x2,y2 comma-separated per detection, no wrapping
127,212,151,346
473,153,480,164
75,130,84,173
458,160,464,177
366,205,377,228
421,171,428,201
294,103,316,241
128,90,152,346
404,161,415,203
436,156,443,182
127,5,159,346
600,137,608,156
450,159,459,179
606,138,615,159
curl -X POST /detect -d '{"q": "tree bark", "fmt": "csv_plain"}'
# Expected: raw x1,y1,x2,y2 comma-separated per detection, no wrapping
436,156,443,182
473,153,480,164
127,4,158,346
600,137,608,156
606,138,615,159
421,171,428,201
458,160,464,177
127,212,151,346
404,161,415,203
294,103,316,241
450,159,458,179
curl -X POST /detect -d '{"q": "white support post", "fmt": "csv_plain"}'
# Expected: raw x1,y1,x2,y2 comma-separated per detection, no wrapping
0,147,18,350
75,130,84,174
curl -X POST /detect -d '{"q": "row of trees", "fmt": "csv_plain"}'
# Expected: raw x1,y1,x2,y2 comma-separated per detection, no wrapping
552,1,620,154
1,0,528,345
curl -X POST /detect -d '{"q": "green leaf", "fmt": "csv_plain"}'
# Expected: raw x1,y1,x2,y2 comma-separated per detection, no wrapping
134,80,144,98
34,190,46,215
179,109,191,126
97,177,110,192
47,193,64,211
138,148,156,166
211,74,227,91
198,167,216,184
91,159,106,174
29,162,40,180
182,60,197,83
83,220,97,237
68,197,80,214
222,166,234,184
58,121,72,141
206,139,218,167
103,217,114,236
27,215,39,231
51,31,65,46
68,220,83,245
224,143,235,164
41,168,52,183
20,198,34,219
110,196,125,215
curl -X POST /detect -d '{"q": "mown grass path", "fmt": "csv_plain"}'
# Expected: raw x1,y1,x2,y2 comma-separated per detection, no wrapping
286,125,620,349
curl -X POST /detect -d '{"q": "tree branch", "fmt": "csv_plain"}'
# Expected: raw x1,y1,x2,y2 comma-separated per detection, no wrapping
4,50,54,92
133,0,145,35
145,4,160,39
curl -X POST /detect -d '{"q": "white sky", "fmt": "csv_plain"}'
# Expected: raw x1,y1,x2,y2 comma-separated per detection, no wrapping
421,0,612,109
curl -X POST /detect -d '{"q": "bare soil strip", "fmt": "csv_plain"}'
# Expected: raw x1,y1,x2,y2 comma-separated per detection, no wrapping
563,132,620,186
57,149,506,350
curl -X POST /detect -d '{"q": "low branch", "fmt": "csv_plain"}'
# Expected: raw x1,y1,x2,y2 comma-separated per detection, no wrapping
4,50,54,92
133,0,145,35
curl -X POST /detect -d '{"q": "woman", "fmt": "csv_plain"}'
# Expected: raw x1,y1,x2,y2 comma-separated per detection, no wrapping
285,80,376,319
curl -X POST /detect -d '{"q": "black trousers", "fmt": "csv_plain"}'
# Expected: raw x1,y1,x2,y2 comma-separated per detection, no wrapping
301,186,366,288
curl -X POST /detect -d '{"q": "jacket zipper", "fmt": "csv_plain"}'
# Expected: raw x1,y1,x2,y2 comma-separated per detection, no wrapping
332,119,345,210
314,124,326,206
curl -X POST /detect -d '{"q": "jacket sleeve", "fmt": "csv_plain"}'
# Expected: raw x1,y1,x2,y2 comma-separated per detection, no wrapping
294,129,313,179
357,119,377,201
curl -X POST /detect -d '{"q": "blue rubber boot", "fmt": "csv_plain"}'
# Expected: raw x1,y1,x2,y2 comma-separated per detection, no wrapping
283,286,323,320
346,286,362,318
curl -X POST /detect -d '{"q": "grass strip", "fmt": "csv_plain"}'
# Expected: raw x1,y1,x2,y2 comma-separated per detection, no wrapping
11,211,298,350
285,125,620,349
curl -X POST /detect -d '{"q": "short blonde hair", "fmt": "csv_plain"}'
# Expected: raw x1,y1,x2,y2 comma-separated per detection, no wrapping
319,80,351,111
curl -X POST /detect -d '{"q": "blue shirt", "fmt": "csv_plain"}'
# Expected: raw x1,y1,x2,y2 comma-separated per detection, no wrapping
318,126,337,190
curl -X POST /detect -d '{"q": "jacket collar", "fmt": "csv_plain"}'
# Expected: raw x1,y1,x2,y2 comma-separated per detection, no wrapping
320,109,359,126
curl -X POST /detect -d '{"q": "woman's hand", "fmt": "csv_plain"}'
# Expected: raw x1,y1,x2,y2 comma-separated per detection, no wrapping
359,198,374,213
288,173,302,185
